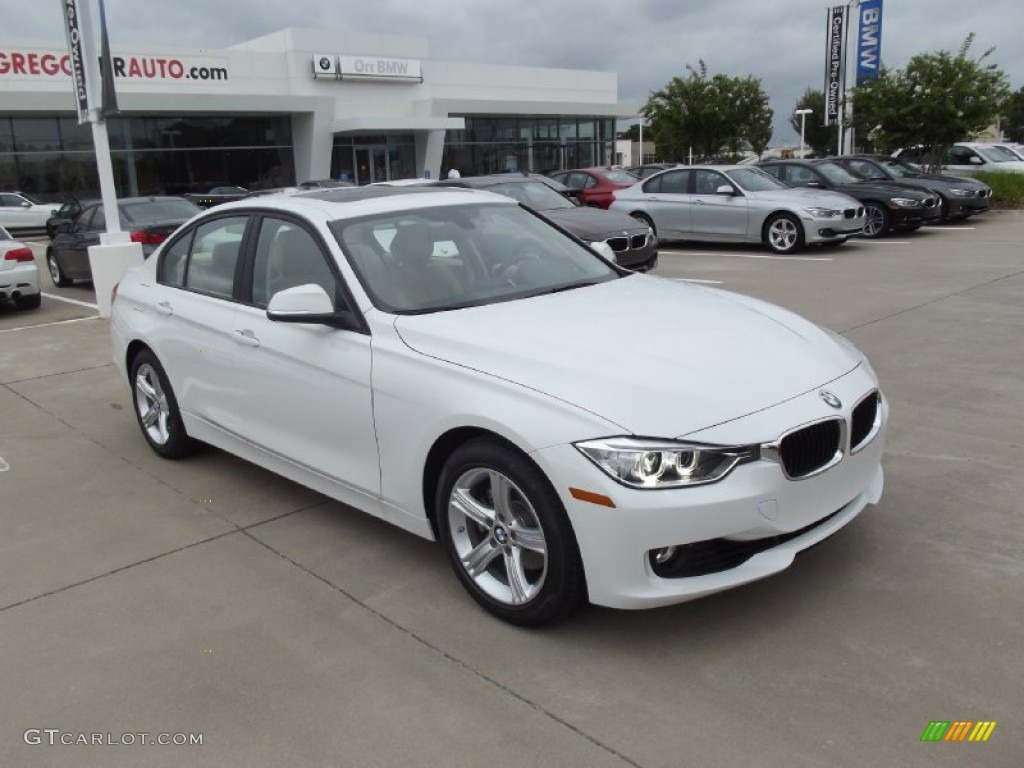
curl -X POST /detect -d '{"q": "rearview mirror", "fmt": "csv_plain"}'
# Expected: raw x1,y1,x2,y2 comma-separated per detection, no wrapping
266,284,354,329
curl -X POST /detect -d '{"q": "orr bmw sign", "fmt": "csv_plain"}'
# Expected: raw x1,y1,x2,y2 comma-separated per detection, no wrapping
312,54,422,82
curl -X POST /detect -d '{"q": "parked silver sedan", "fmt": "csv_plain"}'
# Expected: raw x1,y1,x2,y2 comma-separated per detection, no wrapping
610,165,865,255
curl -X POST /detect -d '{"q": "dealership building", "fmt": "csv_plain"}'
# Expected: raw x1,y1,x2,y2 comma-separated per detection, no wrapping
0,27,634,199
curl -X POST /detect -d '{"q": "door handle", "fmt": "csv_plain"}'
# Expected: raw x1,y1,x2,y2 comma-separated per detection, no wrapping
155,301,173,316
232,329,260,348
693,199,704,205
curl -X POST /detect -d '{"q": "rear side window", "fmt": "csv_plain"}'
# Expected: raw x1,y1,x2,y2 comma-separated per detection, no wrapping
183,217,248,298
158,233,192,287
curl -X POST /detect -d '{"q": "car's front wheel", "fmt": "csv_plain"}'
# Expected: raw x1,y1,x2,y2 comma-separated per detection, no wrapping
130,350,196,459
862,202,890,238
47,249,72,287
437,438,586,626
764,213,804,254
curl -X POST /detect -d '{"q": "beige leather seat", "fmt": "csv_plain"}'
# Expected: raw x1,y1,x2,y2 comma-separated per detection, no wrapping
388,222,464,307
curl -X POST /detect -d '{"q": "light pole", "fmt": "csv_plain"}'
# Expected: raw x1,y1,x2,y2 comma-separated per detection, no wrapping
794,108,813,158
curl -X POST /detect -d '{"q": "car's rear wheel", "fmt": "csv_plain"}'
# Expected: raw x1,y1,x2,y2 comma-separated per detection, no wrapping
437,437,586,626
764,213,804,254
130,350,196,459
14,292,42,310
47,249,71,287
862,202,890,238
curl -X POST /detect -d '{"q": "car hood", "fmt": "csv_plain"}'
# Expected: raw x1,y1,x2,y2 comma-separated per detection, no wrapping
393,275,861,437
838,181,932,199
541,206,648,239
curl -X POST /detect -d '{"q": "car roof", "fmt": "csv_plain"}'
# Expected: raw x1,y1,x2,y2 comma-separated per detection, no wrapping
210,185,517,220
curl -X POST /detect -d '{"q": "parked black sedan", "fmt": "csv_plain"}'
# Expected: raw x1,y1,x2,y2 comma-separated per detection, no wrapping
758,159,941,237
435,174,658,271
46,197,201,286
831,155,992,221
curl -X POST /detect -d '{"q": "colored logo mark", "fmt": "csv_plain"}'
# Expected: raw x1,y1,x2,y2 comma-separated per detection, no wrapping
920,721,997,742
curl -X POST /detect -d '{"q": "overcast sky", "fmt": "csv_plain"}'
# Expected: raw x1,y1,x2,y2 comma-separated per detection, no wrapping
8,0,1023,143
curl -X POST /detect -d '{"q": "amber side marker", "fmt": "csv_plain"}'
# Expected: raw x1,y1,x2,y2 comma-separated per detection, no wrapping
569,487,616,508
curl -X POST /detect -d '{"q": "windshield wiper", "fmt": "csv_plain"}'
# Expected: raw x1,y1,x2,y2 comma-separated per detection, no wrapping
528,279,607,298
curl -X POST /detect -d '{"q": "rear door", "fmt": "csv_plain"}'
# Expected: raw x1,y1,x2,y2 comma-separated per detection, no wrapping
636,170,692,239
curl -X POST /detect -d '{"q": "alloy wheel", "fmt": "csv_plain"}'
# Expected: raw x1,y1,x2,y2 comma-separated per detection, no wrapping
447,467,548,606
134,363,171,445
768,217,799,252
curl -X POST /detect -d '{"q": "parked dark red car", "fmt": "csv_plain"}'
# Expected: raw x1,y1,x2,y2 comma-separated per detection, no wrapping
547,167,639,209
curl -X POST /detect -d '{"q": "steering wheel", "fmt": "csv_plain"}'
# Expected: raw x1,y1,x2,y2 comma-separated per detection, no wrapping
492,250,542,283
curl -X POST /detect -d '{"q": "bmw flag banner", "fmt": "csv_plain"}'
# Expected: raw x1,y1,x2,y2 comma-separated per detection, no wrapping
823,4,847,127
856,0,884,85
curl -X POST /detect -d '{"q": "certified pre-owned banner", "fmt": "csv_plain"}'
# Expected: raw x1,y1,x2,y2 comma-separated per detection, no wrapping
59,0,90,123
856,0,883,85
823,4,847,126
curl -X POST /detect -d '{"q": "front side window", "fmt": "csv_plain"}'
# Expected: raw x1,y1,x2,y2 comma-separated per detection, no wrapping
694,170,728,194
251,218,338,307
182,216,248,299
331,203,619,314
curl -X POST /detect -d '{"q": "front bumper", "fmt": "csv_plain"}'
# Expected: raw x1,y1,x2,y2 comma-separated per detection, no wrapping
531,366,887,609
890,202,942,229
595,231,658,271
0,261,40,301
805,215,865,244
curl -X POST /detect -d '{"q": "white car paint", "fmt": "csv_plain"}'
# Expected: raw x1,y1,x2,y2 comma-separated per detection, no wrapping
0,226,40,306
110,189,887,613
0,192,57,229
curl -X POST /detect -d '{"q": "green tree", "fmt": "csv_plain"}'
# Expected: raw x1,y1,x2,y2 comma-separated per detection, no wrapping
1002,86,1024,142
642,62,772,162
852,35,1009,169
617,124,641,141
789,88,834,157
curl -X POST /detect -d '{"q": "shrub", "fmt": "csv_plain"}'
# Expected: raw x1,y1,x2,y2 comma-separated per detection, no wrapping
974,171,1024,208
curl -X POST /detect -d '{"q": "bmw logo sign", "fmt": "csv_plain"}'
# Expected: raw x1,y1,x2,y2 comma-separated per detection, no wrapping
819,390,842,409
319,57,331,71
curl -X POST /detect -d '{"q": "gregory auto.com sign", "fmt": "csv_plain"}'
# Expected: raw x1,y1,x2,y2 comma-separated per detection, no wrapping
0,49,229,82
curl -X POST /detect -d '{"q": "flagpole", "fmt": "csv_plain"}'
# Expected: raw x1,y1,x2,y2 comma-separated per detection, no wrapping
73,0,125,241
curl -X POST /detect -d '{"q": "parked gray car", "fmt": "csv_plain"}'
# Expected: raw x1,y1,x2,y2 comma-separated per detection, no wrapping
610,166,865,255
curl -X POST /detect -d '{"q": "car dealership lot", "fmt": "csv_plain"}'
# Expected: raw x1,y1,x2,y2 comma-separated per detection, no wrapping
2,217,1022,766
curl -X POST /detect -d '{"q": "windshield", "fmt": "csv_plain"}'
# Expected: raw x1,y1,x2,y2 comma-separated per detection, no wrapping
816,162,862,185
484,180,575,210
121,199,203,224
985,145,1021,161
601,170,640,184
725,168,790,192
875,159,920,178
330,203,619,314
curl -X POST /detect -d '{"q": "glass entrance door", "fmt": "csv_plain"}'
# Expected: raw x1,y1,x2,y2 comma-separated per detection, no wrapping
354,145,389,185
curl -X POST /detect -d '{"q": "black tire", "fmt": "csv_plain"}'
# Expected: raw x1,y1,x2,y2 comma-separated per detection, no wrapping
14,292,42,310
436,437,586,626
47,249,72,287
129,349,196,459
763,212,805,255
862,202,890,238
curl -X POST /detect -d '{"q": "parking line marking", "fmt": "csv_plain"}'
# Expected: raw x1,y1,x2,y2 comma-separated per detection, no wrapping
662,250,833,262
671,278,723,284
870,241,912,245
0,456,8,472
41,292,99,309
0,316,101,334
924,226,975,231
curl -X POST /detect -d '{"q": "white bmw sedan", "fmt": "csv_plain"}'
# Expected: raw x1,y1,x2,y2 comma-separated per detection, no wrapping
111,187,887,626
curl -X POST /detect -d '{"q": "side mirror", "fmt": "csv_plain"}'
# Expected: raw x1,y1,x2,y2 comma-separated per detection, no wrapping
968,156,984,165
266,284,354,329
716,184,737,196
21,201,32,208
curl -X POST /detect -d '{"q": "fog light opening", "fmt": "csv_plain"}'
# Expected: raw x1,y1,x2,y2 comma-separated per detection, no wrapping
653,546,677,565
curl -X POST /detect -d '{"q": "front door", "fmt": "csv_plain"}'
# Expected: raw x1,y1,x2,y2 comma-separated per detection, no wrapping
354,145,389,185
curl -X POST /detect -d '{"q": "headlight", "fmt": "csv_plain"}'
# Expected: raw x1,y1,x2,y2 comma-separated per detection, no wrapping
948,188,973,197
891,197,921,208
575,437,757,489
804,207,841,219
